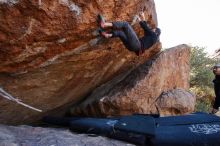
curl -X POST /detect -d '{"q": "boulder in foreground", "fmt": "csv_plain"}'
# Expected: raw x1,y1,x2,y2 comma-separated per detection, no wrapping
71,44,192,117
0,124,134,146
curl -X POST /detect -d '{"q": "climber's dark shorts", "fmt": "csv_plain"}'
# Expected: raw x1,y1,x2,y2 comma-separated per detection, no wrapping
112,21,141,53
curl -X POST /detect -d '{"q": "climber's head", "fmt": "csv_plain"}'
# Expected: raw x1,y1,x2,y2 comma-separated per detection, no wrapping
213,64,220,75
154,27,161,37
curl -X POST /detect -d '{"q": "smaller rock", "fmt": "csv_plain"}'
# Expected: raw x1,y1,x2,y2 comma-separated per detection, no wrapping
156,88,196,116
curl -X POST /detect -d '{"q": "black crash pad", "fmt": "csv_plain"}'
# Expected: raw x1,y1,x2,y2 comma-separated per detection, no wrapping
43,112,220,146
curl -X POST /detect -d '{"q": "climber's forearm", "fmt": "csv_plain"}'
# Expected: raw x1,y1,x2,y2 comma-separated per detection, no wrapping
139,21,151,32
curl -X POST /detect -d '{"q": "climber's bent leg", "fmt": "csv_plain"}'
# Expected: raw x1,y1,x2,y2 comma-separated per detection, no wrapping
112,30,130,50
112,21,141,52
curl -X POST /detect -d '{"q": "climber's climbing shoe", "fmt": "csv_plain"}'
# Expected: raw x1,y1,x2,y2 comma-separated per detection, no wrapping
92,27,104,36
97,14,105,28
98,28,109,38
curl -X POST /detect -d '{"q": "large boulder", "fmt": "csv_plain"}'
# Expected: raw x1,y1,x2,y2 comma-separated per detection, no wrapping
71,44,192,116
0,124,134,146
0,0,160,124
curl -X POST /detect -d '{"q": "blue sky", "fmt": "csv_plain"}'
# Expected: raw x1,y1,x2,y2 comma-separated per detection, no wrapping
154,0,220,55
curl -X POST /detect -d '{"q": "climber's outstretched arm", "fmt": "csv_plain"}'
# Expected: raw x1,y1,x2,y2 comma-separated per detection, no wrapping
137,12,154,34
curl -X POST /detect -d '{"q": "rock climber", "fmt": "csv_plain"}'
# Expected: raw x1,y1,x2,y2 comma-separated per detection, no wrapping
211,64,220,114
97,11,161,56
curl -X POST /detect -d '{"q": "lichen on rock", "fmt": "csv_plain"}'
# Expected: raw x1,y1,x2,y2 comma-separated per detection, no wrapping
0,0,18,5
59,0,81,16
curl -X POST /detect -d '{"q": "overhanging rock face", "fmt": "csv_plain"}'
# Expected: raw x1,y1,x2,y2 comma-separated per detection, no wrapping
0,0,159,73
71,45,192,117
0,0,161,124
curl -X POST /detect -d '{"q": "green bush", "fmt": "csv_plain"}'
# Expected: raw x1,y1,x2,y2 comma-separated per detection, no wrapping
195,98,212,112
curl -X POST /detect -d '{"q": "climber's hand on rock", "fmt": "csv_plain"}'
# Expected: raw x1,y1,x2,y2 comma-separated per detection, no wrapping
139,11,146,21
137,15,141,22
